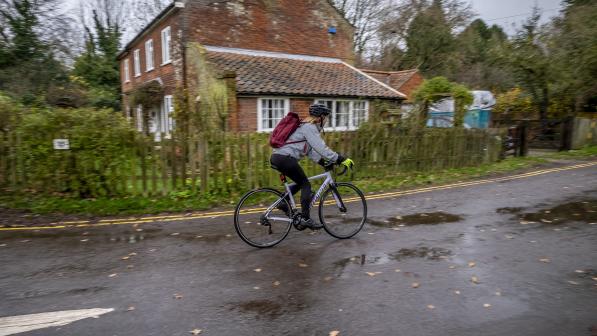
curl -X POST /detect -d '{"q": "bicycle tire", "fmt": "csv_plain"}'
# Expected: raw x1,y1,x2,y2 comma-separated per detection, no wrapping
234,188,293,248
319,182,367,239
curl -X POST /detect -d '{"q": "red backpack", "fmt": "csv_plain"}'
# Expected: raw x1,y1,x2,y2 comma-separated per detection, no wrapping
269,112,305,148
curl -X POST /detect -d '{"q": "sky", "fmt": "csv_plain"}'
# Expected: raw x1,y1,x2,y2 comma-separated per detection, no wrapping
469,0,564,33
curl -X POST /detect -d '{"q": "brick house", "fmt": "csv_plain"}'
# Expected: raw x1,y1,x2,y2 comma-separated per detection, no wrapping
359,69,424,103
117,0,405,137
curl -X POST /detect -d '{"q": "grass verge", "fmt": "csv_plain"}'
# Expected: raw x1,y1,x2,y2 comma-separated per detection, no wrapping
1,146,595,218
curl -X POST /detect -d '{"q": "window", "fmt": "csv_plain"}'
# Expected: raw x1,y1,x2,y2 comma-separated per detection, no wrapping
145,39,154,71
258,98,289,132
314,99,369,131
161,26,171,65
135,105,143,131
163,95,174,135
133,49,141,77
123,59,130,83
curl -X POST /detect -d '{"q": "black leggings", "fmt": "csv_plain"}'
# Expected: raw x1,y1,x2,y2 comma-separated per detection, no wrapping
270,154,312,219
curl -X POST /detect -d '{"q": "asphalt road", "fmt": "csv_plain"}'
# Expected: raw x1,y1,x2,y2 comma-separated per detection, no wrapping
1,161,597,336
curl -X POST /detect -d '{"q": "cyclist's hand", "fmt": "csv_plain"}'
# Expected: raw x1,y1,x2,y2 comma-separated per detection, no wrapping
340,158,354,170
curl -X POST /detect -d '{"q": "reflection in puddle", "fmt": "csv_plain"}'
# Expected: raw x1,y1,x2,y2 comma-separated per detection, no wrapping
390,247,452,261
369,212,463,227
231,298,306,320
333,254,390,269
504,199,597,225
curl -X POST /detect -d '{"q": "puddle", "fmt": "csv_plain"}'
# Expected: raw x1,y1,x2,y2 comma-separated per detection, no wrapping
518,199,597,225
231,298,306,320
333,254,384,268
369,212,463,227
390,247,452,261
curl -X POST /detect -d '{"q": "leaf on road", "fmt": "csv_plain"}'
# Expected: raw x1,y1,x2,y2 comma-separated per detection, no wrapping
367,232,375,235
225,234,232,237
449,265,456,269
505,235,514,239
273,281,280,286
174,294,183,299
567,281,579,285
20,240,30,243
324,276,333,281
253,286,260,290
591,277,597,282
427,305,435,309
298,263,308,268
329,331,340,336
195,235,203,239
454,290,461,295
519,220,535,225
495,291,502,296
541,219,552,223
529,240,537,243
127,306,135,311
349,257,357,261
468,262,476,268
575,270,585,273
395,269,401,273
253,268,262,272
170,233,180,236
80,239,88,242
127,265,134,269
483,303,491,308
129,252,137,256
365,272,382,277
121,256,130,260
471,276,480,284
539,258,551,263
135,228,143,232
108,273,118,278
412,282,420,288
190,329,202,335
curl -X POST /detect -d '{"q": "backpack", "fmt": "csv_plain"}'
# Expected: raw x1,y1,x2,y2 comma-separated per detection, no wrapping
269,112,306,148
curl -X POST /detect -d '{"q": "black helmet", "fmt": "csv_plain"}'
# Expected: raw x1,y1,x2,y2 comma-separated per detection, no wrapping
309,104,331,117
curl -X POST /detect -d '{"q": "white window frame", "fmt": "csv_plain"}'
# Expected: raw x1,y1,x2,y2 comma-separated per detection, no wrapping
161,26,171,65
314,99,369,131
135,105,143,131
123,58,130,83
257,97,290,132
163,95,174,137
145,39,154,72
133,49,141,77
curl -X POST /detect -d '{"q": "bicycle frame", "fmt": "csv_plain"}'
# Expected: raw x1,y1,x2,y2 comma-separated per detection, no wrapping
264,171,346,223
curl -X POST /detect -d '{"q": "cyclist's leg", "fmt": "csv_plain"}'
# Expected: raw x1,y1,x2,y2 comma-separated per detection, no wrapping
270,155,311,218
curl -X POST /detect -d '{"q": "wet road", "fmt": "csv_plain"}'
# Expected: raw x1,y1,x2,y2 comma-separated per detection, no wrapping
1,162,597,336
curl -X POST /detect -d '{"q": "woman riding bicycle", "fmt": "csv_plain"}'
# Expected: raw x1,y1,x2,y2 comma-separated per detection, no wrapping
270,104,354,230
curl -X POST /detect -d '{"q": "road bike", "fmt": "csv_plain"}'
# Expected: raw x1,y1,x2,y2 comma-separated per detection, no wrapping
234,165,367,248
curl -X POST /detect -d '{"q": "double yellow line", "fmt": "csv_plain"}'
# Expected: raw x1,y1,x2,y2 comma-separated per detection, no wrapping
1,161,595,232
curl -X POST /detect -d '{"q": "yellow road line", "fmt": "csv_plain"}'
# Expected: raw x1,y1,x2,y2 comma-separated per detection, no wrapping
1,161,595,232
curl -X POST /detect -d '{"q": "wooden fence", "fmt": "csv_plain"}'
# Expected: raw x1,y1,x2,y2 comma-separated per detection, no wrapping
1,128,503,198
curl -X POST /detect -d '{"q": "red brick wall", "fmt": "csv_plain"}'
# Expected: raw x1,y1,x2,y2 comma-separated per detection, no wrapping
393,72,424,102
184,0,354,62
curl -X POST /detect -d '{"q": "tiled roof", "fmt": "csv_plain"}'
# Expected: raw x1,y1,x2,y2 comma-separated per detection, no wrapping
204,47,405,99
360,69,420,90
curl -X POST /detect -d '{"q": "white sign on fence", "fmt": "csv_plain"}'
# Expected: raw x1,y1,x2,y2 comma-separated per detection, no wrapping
53,139,70,150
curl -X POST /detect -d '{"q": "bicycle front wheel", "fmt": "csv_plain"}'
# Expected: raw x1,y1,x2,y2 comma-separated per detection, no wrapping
319,182,367,239
234,188,293,248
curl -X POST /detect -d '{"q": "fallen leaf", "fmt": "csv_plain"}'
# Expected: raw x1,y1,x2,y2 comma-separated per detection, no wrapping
149,249,156,252
545,210,551,214
170,232,180,236
324,276,333,281
491,228,497,232
365,272,382,277
80,239,88,242
483,303,491,308
127,265,134,269
253,268,262,272
329,331,340,336
591,277,597,281
471,276,480,284
575,270,585,273
225,234,232,237
20,240,30,243
495,291,502,296
395,216,402,220
109,273,117,278
392,228,401,231
468,261,476,268
129,252,137,256
454,290,461,295
505,235,514,239
449,265,456,269
349,257,356,261
195,235,203,238
394,269,401,273
253,286,260,290
273,281,280,286
412,282,420,288
121,256,130,260
529,240,537,243
367,232,375,235
135,228,143,232
519,220,534,225
541,219,552,223
127,306,135,311
567,281,579,285
174,294,183,299
553,228,561,231
427,305,435,309
298,263,308,268
479,229,486,232
539,258,551,263
190,329,202,335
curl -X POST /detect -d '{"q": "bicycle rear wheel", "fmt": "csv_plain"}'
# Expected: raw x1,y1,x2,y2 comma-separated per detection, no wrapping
234,188,293,248
319,182,367,239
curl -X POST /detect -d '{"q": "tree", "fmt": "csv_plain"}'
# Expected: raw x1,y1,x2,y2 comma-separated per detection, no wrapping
0,0,67,102
412,76,473,128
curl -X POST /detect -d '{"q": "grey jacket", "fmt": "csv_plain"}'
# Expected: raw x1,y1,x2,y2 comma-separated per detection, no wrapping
272,123,339,163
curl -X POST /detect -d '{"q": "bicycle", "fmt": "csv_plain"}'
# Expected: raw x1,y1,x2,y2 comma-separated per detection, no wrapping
234,164,367,248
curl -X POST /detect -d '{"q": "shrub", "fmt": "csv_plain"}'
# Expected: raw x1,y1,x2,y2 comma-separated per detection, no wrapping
16,107,137,197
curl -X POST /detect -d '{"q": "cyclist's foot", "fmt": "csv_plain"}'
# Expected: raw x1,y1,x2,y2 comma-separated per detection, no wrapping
301,218,323,230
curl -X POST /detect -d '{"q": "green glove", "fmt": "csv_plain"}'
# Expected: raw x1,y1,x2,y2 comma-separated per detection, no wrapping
341,158,354,169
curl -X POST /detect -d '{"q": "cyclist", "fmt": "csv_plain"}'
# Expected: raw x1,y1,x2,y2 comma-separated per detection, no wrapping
270,103,354,230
